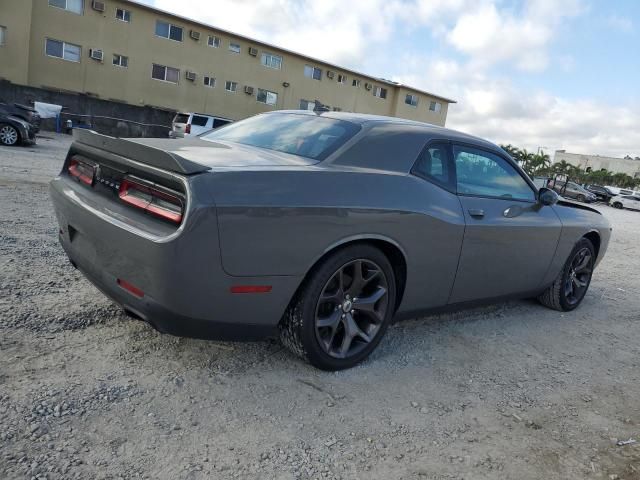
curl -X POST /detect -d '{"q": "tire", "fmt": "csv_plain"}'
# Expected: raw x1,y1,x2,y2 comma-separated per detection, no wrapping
613,202,623,209
576,194,586,202
279,244,397,371
0,124,20,146
538,238,595,312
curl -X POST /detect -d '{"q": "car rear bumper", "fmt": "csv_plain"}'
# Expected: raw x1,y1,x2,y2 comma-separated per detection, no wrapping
61,239,276,340
50,176,300,341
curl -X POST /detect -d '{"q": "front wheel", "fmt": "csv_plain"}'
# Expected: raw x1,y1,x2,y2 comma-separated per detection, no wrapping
612,202,623,209
279,245,396,371
576,194,586,202
0,124,20,146
538,238,595,311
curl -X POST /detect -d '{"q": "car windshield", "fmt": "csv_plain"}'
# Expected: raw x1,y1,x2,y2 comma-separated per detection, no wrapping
174,114,189,124
201,113,361,161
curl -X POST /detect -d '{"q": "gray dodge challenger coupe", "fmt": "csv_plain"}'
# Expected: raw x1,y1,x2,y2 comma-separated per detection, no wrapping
50,111,611,370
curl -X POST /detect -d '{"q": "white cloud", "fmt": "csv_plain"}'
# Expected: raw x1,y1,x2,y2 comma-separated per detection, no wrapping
446,0,585,72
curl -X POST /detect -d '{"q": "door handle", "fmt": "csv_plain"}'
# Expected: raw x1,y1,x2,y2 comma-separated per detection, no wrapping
468,209,485,218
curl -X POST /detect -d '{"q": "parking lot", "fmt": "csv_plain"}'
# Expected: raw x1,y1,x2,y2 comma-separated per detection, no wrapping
1,134,639,480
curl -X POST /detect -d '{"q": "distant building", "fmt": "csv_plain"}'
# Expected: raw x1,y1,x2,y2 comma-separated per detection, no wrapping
0,0,455,125
554,151,640,178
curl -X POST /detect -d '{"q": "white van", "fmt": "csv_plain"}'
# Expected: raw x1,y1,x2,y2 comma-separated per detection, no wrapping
171,113,233,138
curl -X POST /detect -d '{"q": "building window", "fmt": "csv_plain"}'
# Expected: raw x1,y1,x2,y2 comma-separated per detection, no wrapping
405,94,418,107
373,86,387,99
45,38,81,62
257,88,278,105
299,99,316,111
304,65,322,80
207,35,220,48
333,107,342,112
204,76,216,88
225,81,237,92
337,74,346,84
429,101,442,113
229,42,241,54
0,26,6,46
48,0,83,15
352,79,360,87
151,64,180,83
155,20,183,42
112,54,128,68
116,8,131,22
261,52,282,70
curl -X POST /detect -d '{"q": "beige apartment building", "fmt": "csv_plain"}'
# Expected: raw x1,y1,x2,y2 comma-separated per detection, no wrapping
0,0,455,125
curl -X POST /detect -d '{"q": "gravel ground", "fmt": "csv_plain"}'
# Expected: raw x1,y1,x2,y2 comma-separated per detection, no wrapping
1,134,639,480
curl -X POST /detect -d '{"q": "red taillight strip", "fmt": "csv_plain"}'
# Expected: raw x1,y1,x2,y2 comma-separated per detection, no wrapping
117,278,144,298
230,285,273,294
68,157,95,186
118,177,184,224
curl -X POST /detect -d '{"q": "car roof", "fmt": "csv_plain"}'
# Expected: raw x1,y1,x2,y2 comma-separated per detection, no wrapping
265,110,501,152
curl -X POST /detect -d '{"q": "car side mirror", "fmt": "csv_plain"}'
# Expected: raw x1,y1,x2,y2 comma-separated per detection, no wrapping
538,187,559,206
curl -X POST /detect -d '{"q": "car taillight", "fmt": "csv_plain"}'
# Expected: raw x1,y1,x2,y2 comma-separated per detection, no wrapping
68,156,96,186
118,176,184,224
185,124,191,134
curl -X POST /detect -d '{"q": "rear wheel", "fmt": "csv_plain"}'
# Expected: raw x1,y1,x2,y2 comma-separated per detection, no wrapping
279,245,396,370
538,238,595,311
0,124,20,146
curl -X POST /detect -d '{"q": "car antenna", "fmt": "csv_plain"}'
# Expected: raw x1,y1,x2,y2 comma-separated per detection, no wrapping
313,100,330,115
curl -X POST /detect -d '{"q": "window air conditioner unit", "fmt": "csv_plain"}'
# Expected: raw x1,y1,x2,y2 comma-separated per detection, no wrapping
248,47,258,56
190,30,201,41
91,1,106,12
326,70,335,79
89,49,104,61
244,85,254,95
185,71,197,81
364,82,372,91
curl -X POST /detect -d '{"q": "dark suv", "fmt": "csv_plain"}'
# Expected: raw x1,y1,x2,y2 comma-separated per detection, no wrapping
586,185,614,203
0,103,41,133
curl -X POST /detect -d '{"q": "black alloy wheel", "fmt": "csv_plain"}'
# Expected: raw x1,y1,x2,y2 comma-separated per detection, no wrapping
538,238,595,312
564,246,593,306
279,244,396,370
314,259,389,359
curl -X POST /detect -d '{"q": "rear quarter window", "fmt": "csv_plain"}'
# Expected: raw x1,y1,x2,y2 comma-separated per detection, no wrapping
173,114,189,124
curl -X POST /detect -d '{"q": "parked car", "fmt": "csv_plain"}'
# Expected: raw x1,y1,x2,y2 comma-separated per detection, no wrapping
171,112,232,138
552,181,597,203
50,111,611,370
585,184,615,203
0,105,38,146
611,194,640,211
0,102,41,133
605,186,635,196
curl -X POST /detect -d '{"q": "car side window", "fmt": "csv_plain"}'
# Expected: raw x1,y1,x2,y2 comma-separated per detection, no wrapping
411,142,454,191
453,145,535,201
191,115,209,127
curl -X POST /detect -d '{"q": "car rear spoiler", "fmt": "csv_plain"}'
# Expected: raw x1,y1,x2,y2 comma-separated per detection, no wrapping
72,129,210,175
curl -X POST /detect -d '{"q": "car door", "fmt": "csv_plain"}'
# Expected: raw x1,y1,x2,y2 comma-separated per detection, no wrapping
624,196,640,210
448,144,562,304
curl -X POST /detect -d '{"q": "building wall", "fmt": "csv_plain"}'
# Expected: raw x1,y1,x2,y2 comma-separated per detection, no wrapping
1,0,453,126
0,1,33,85
554,151,640,178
